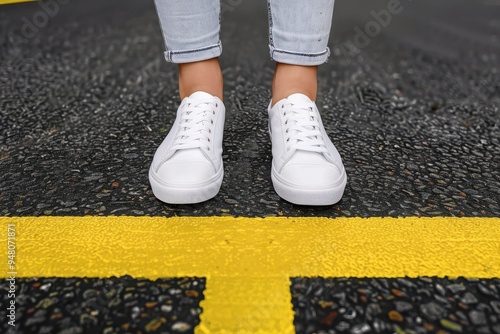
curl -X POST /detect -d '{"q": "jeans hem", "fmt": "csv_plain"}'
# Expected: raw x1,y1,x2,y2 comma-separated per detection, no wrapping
269,45,331,66
164,41,223,64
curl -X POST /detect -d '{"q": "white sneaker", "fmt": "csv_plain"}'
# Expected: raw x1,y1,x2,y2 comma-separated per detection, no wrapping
149,91,225,204
268,93,347,205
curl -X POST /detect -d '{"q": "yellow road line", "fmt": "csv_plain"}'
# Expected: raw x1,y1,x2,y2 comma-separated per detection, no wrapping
198,276,295,334
0,0,36,5
1,216,499,333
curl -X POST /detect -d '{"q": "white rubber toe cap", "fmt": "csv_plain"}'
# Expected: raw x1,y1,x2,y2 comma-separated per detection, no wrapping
154,149,215,186
280,151,344,187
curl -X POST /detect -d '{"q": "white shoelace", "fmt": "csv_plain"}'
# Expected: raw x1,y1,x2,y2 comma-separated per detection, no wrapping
281,101,328,153
171,100,217,151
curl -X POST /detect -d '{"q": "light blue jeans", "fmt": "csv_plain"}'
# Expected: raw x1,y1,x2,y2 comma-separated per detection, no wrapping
154,0,335,65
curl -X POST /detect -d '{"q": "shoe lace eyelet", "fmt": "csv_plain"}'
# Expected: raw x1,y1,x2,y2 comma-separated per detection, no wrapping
287,138,290,142
208,139,211,142
207,147,210,151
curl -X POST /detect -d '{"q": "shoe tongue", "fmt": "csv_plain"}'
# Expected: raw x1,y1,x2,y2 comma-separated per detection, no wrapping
189,91,215,101
287,93,313,103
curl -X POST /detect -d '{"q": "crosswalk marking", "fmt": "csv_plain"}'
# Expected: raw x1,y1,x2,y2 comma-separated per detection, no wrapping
1,216,499,332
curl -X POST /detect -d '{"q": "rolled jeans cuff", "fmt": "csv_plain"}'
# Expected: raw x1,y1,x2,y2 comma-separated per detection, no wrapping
269,45,331,66
164,41,223,64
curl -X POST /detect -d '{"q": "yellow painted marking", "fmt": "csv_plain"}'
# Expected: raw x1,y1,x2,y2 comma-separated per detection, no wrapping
1,216,499,333
0,0,36,5
198,277,295,334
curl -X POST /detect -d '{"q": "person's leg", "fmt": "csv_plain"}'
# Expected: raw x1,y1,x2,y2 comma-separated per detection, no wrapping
150,0,225,204
272,63,318,104
154,0,223,100
179,58,223,100
266,0,347,206
268,0,334,104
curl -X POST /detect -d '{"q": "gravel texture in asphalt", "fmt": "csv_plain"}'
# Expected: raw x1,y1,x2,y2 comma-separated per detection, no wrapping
1,0,498,217
0,277,205,334
291,277,500,334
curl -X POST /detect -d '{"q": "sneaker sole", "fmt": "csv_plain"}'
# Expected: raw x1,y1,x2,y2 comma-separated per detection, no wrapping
271,164,347,206
149,165,223,204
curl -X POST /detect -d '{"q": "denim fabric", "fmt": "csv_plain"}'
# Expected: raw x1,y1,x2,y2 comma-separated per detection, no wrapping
154,0,222,64
154,0,335,65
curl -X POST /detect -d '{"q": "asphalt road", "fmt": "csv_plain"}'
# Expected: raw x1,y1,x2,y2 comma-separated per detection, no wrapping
1,0,499,333
0,0,499,217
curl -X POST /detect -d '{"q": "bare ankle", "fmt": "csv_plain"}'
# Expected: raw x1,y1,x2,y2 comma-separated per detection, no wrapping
178,58,224,100
272,63,318,106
